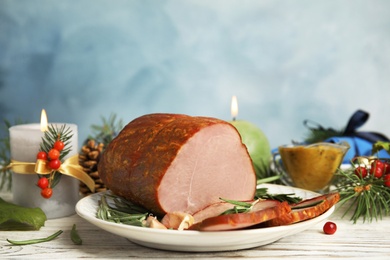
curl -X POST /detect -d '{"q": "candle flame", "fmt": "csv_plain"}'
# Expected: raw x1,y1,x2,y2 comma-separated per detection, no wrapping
231,96,238,120
40,109,48,132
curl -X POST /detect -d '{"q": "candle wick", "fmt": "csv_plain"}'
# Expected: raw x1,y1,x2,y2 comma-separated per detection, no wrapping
232,117,236,121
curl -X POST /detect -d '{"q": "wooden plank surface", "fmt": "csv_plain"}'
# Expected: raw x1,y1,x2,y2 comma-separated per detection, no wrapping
1,192,389,259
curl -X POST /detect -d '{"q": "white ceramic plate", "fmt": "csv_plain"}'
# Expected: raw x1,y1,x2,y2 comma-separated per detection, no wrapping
76,184,335,252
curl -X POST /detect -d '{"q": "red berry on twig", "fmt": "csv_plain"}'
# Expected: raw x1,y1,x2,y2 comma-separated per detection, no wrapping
370,160,384,178
49,159,61,170
48,149,60,160
36,151,48,160
54,140,65,151
354,166,367,178
41,187,53,199
37,177,49,189
384,174,390,188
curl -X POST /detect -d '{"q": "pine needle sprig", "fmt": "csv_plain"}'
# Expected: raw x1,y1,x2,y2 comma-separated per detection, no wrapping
302,119,344,143
0,119,26,191
40,124,73,160
0,120,12,191
88,114,123,146
335,164,390,223
39,124,74,189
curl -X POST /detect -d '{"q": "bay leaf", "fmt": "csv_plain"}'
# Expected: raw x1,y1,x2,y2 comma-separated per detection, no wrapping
0,197,47,231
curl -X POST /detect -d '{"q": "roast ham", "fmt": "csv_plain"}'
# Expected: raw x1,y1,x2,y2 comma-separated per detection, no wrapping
98,113,257,216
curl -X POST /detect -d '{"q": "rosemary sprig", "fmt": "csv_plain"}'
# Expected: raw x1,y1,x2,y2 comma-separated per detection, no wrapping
96,189,302,226
6,230,63,245
219,187,302,215
96,194,149,226
70,224,82,245
255,187,302,204
219,198,259,215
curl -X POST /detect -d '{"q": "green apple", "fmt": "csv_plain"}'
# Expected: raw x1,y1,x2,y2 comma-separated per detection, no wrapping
230,120,271,179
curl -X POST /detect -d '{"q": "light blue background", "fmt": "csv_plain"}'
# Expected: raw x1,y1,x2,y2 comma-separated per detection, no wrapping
1,0,390,148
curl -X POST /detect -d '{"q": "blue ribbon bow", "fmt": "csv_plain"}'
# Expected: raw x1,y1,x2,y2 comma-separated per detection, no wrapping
324,110,390,163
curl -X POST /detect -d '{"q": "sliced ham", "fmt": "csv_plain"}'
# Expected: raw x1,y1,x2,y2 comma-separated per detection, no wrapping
192,202,238,224
266,192,340,226
189,200,290,231
98,113,257,216
192,199,283,224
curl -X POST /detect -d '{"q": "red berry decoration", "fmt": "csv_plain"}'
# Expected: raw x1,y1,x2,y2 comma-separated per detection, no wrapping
37,177,49,189
41,187,53,199
384,174,390,188
48,149,60,160
36,151,48,160
49,159,61,170
370,160,384,178
54,140,65,151
323,221,337,235
384,162,390,174
354,166,367,178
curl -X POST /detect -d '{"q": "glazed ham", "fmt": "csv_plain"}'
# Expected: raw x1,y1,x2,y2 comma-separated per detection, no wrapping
98,113,257,216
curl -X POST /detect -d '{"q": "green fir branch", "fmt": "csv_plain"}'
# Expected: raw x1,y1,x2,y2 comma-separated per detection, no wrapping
39,124,74,189
88,114,123,146
335,164,390,223
40,124,73,160
0,119,26,191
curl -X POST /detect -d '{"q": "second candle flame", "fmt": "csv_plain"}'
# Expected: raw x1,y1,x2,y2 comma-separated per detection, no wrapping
231,96,238,121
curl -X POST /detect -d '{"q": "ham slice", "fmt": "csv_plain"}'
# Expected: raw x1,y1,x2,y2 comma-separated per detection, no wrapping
192,202,239,224
189,200,290,231
266,192,340,226
192,199,281,224
98,113,257,216
190,192,339,231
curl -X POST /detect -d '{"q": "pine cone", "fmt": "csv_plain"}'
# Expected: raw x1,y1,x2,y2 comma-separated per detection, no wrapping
79,139,107,196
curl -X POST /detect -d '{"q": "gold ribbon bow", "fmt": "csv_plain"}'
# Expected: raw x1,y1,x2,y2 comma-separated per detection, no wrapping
7,154,95,192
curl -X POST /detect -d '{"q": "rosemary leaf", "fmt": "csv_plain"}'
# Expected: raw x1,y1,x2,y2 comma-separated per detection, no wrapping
6,230,63,245
255,187,302,204
96,194,149,227
70,224,82,245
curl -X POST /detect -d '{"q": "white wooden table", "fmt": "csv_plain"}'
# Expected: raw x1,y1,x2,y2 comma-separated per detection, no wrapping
1,192,389,259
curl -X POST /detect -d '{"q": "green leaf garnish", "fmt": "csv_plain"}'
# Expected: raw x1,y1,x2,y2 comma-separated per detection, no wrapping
0,198,47,231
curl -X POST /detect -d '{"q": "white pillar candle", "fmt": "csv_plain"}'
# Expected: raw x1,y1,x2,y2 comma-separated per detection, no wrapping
9,123,80,219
